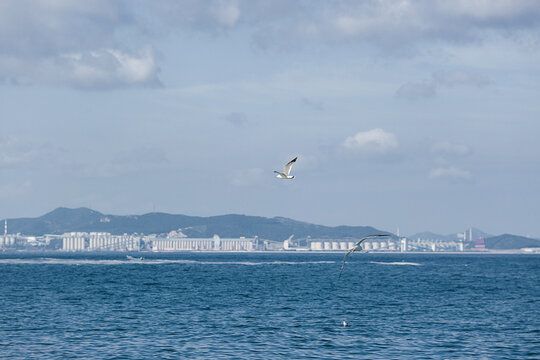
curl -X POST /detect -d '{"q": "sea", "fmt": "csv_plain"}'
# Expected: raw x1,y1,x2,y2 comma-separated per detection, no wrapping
0,252,538,359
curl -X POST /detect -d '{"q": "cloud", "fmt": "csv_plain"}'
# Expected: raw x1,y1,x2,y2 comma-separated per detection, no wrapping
0,1,160,89
1,47,160,90
343,128,398,154
1,1,539,89
429,166,472,180
244,1,540,53
396,70,489,99
432,142,472,156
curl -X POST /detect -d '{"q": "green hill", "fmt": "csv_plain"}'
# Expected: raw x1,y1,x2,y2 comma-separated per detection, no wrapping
484,234,540,250
3,207,390,241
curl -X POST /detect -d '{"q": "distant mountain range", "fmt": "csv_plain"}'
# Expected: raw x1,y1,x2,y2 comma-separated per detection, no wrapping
484,234,540,250
3,207,540,249
3,207,389,241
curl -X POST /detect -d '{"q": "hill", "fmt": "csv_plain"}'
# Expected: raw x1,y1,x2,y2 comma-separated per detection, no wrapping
484,234,540,250
3,207,391,241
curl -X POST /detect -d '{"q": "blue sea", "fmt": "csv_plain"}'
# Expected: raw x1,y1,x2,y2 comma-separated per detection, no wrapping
0,253,538,359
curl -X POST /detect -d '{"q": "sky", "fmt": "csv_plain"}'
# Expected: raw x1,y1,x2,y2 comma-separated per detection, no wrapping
1,0,540,237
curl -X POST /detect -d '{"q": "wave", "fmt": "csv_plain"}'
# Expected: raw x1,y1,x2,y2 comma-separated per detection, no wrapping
369,261,422,266
0,258,336,266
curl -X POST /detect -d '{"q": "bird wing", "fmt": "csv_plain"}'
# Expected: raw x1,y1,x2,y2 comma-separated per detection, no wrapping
338,234,390,280
283,157,297,176
338,247,357,280
354,234,390,247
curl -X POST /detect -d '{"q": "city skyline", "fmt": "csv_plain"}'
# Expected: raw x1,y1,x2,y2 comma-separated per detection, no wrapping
1,1,540,237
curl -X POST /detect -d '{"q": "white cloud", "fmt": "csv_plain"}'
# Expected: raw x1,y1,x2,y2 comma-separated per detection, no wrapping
430,166,472,180
0,0,161,89
1,48,160,89
1,1,539,89
343,128,398,154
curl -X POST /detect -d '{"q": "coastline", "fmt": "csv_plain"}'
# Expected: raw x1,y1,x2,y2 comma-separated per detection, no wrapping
1,249,538,255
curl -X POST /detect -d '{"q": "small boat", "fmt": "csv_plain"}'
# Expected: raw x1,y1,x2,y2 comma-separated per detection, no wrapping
126,255,144,261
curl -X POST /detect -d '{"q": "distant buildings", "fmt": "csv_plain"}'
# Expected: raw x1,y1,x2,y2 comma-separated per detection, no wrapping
151,235,258,251
62,232,141,251
58,233,259,252
0,221,519,253
283,235,468,252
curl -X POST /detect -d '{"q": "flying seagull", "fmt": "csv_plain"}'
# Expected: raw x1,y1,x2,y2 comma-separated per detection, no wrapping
338,234,390,280
274,157,297,179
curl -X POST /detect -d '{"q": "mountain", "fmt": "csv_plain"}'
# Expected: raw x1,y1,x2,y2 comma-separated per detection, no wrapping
3,207,391,241
484,234,540,250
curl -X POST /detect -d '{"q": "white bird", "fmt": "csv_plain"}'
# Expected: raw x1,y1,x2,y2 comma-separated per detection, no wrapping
338,234,390,280
274,157,297,179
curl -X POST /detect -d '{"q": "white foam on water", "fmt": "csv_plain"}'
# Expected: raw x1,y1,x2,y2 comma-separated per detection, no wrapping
0,258,336,266
369,261,422,266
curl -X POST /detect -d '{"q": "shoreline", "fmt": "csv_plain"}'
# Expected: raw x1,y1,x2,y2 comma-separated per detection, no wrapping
1,249,538,255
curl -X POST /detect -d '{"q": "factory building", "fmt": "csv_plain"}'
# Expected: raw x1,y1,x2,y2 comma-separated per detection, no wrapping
309,239,398,251
150,235,257,251
61,232,141,251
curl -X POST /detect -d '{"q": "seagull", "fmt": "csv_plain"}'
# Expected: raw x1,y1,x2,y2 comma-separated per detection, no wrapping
338,234,390,280
274,157,297,179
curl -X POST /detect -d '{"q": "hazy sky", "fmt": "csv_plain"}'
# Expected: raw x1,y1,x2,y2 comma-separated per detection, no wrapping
1,0,540,237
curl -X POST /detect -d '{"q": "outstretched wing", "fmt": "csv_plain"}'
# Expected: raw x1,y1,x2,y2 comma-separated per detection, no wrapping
338,234,390,280
354,234,390,247
338,246,358,280
283,157,297,176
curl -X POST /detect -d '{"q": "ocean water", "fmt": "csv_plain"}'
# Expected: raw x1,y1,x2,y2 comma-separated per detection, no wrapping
0,253,538,359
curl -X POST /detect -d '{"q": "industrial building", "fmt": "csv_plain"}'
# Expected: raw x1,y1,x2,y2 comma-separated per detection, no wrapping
150,235,258,251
